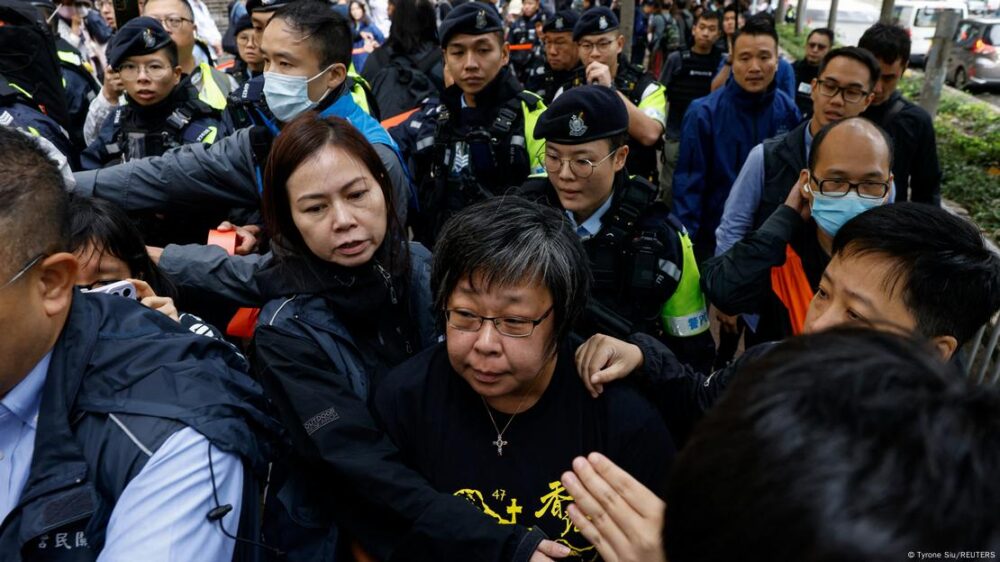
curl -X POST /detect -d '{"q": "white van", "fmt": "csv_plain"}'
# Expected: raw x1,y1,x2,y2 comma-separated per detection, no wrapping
799,0,880,48
893,1,969,65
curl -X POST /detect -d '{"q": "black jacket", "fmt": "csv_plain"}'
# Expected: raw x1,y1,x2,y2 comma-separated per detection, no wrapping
625,332,775,445
0,292,279,561
251,245,547,562
701,205,829,345
861,90,941,205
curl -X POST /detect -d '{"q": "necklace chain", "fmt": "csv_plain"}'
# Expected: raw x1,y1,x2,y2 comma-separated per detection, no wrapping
481,366,548,457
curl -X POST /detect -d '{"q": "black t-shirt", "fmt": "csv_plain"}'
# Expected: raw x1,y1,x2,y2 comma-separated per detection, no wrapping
375,341,675,561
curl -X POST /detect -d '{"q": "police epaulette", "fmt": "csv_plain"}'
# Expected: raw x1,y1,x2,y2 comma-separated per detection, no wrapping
515,90,543,110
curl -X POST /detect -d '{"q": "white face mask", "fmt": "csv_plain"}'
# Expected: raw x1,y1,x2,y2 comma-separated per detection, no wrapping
262,64,336,123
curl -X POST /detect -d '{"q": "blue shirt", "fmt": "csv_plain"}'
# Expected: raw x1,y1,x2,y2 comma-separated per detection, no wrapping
567,193,615,240
0,354,244,561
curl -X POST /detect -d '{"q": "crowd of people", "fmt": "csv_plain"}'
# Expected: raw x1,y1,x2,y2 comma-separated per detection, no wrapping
1,0,999,559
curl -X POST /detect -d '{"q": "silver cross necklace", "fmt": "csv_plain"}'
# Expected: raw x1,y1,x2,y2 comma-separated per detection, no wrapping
481,371,546,456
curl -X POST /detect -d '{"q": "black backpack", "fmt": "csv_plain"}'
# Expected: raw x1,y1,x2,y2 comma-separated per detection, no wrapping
0,0,71,132
369,47,442,120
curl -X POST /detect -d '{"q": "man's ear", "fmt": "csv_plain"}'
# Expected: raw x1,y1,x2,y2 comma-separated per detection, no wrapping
613,144,629,170
799,169,813,202
325,62,348,91
616,33,625,51
930,335,959,361
500,42,511,65
37,253,78,319
172,65,183,85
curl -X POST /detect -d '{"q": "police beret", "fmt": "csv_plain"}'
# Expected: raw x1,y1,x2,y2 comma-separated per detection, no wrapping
542,9,579,34
233,14,253,36
439,2,503,47
572,7,618,40
245,0,298,13
534,85,627,144
106,17,174,70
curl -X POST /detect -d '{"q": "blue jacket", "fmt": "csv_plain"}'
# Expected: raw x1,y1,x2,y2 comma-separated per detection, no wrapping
672,79,800,258
0,291,280,561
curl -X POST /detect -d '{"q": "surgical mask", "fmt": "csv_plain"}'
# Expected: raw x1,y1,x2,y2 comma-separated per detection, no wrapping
262,64,335,123
808,187,883,237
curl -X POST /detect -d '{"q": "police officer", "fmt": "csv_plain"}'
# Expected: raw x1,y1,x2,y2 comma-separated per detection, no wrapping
524,85,714,371
524,9,582,104
556,7,666,183
506,0,546,83
658,10,722,203
0,0,74,163
143,0,237,111
407,2,547,244
81,17,228,169
80,17,231,245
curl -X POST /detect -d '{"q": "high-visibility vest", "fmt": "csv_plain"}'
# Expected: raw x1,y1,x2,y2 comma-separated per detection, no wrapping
770,244,814,335
660,227,710,337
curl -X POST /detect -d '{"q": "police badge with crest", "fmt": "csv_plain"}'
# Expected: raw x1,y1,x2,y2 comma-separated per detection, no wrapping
142,28,156,48
476,9,487,29
568,113,587,137
598,16,608,30
555,17,563,30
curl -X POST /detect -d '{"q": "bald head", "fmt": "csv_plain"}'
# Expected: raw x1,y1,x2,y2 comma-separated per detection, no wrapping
809,117,893,177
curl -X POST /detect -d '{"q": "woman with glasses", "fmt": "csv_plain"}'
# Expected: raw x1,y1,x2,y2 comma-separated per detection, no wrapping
80,17,230,171
226,15,264,86
250,114,560,560
521,86,716,374
374,196,675,560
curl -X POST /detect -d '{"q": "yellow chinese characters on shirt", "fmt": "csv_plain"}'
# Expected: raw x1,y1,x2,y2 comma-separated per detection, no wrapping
454,481,597,561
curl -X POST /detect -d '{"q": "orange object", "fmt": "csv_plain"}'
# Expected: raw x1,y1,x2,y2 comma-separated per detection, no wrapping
380,107,421,129
770,244,814,336
508,43,534,51
207,229,237,256
226,307,261,339
216,59,235,71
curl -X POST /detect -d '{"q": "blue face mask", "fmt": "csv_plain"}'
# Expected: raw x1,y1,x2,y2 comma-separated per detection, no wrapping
808,186,884,237
263,65,334,123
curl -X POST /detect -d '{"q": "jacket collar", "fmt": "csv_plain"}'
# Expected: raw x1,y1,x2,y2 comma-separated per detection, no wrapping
442,66,521,115
724,76,777,110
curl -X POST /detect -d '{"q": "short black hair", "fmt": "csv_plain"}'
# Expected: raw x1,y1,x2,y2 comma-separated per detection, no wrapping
431,196,591,351
806,27,834,44
722,3,739,17
808,116,894,172
694,9,721,29
817,46,881,91
731,13,778,51
833,203,1000,346
269,0,353,68
67,196,178,300
665,327,1000,562
0,127,69,277
859,22,911,66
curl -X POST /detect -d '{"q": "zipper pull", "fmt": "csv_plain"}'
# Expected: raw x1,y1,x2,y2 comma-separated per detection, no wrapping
375,262,398,304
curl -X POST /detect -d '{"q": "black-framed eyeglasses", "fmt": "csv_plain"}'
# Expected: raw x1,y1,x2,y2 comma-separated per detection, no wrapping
815,79,869,103
0,254,46,291
445,307,553,338
810,175,890,199
544,148,618,179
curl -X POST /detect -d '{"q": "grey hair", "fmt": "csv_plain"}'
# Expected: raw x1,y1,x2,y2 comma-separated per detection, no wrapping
432,196,591,348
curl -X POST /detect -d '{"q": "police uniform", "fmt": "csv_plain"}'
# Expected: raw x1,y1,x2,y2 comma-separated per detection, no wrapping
0,80,75,165
658,46,723,201
525,85,713,371
80,18,231,245
524,10,583,104
56,38,101,152
225,15,259,88
557,8,667,183
409,3,547,244
81,18,229,170
507,9,545,84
